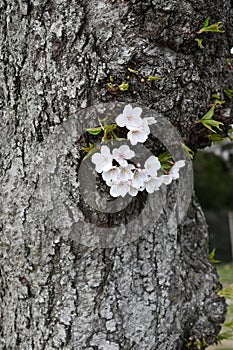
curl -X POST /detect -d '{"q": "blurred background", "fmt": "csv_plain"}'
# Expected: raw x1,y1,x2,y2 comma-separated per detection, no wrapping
193,140,233,350
194,141,233,263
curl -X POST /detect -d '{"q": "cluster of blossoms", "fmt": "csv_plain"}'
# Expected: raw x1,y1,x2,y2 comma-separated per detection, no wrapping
115,104,157,145
90,105,185,198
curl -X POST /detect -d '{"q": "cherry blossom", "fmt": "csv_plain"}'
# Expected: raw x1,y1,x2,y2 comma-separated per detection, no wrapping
115,104,143,129
160,160,185,185
144,156,161,178
127,128,148,145
128,186,139,197
112,145,135,167
89,105,185,198
131,170,146,189
110,182,129,197
118,164,135,182
102,167,120,186
91,145,113,173
145,177,163,193
169,160,185,179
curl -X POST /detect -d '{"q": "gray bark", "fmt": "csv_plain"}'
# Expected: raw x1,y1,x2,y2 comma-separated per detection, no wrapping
0,1,232,349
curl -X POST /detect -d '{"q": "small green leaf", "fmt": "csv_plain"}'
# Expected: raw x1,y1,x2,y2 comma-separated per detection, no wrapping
82,143,97,160
228,128,233,142
111,131,126,141
85,127,102,135
216,331,233,343
82,143,95,152
147,75,162,81
218,284,233,299
181,143,194,159
161,163,172,171
211,94,221,99
203,18,209,29
198,21,224,34
109,76,114,82
104,123,117,132
208,134,225,143
158,152,173,163
118,82,129,91
201,105,215,120
200,119,223,133
223,319,233,329
224,89,233,100
127,67,138,74
208,249,221,264
214,98,225,106
194,38,204,48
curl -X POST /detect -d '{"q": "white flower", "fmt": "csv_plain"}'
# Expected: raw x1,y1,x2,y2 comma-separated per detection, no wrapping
160,174,173,185
91,145,113,173
170,160,185,179
131,170,146,189
231,47,233,55
116,104,143,129
102,167,120,186
118,164,135,182
110,182,129,197
112,145,135,166
160,160,185,185
128,186,138,197
145,176,163,193
144,156,161,178
127,128,148,145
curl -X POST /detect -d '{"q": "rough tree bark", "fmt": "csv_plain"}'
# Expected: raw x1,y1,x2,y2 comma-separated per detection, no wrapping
0,1,233,349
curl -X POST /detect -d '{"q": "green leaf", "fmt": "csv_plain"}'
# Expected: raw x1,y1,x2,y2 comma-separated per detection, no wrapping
104,123,117,132
208,249,221,264
218,284,233,299
111,131,126,141
224,89,233,100
181,143,194,159
228,128,233,142
200,119,223,133
203,18,209,29
198,21,225,34
211,94,221,99
127,67,138,74
216,331,233,343
214,98,225,106
224,319,233,329
82,143,95,152
82,144,97,160
85,127,102,135
208,134,225,143
147,75,162,81
161,163,172,171
194,38,204,48
201,105,215,120
158,152,173,163
118,82,129,91
109,76,114,82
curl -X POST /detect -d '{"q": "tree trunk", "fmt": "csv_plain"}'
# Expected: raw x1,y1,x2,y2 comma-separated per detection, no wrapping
0,1,232,349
